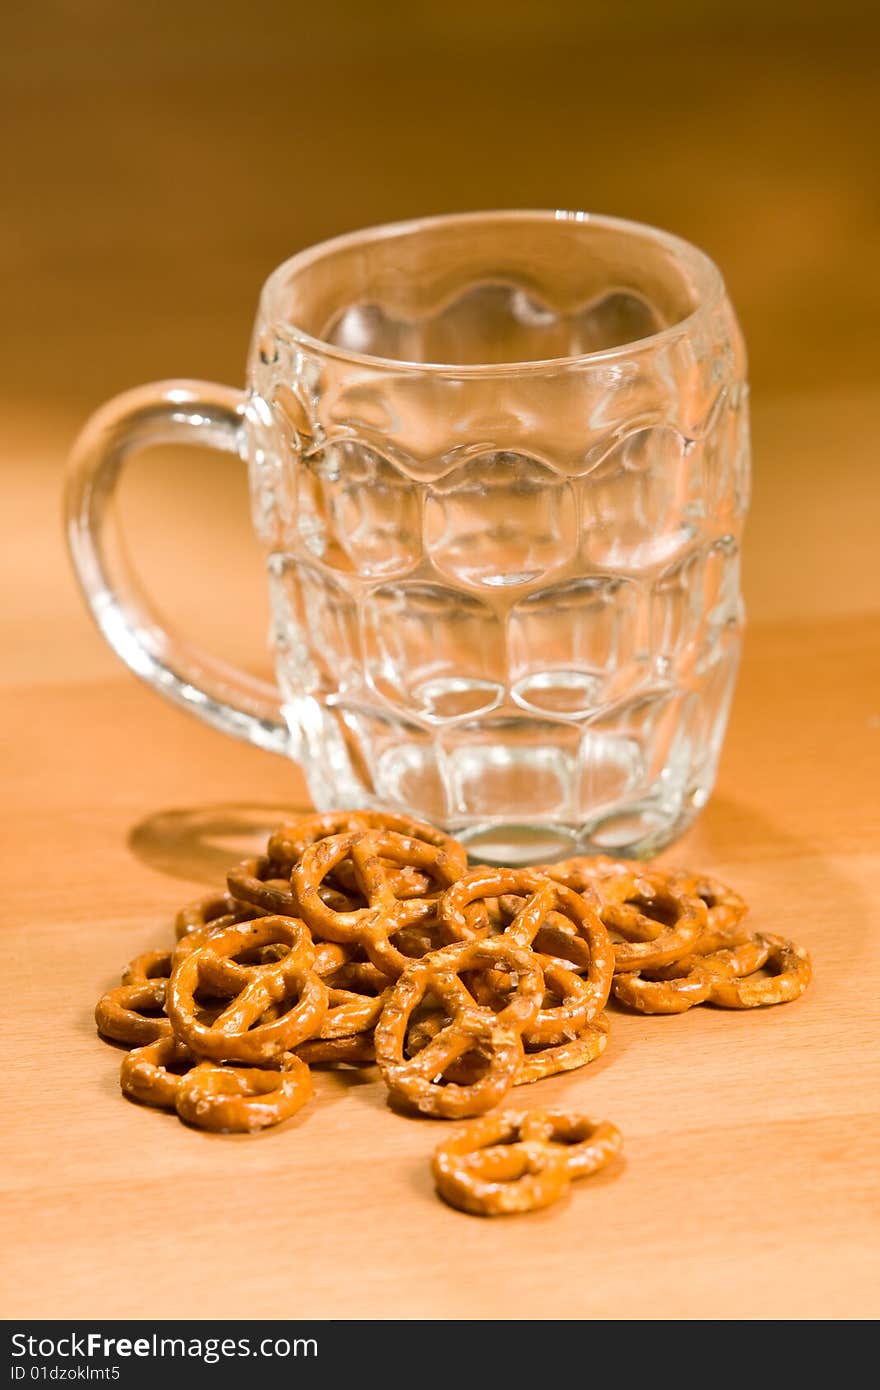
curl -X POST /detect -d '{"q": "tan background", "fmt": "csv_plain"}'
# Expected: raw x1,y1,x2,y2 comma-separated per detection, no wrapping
1,2,879,1322
3,1,879,686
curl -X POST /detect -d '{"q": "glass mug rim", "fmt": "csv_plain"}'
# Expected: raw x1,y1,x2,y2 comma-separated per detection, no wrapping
260,208,726,378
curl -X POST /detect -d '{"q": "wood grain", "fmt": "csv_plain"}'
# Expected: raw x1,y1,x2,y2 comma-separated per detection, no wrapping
1,616,878,1320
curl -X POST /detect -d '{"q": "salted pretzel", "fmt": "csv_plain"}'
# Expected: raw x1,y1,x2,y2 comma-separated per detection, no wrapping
264,811,466,906
225,855,302,917
166,916,327,1063
469,954,601,1046
592,870,706,972
121,949,172,984
268,810,467,873
702,934,811,1009
612,937,771,1014
534,856,631,894
518,1013,611,1085
297,1034,376,1065
120,1036,195,1108
175,1055,313,1133
120,1038,312,1132
374,936,544,1118
667,870,751,953
441,869,614,1031
175,889,259,940
613,934,811,1012
541,858,749,962
95,948,174,1045
321,967,390,1039
438,864,602,944
293,830,461,977
407,1006,610,1087
95,979,171,1046
173,919,350,982
432,1109,622,1215
226,853,371,917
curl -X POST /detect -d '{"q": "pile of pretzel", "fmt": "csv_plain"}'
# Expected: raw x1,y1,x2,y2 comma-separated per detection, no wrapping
95,809,811,1213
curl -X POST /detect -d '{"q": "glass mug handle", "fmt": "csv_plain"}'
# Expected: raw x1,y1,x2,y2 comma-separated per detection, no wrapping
65,379,290,756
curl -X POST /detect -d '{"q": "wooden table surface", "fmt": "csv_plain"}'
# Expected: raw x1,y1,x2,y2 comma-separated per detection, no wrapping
2,607,878,1320
3,3,880,1323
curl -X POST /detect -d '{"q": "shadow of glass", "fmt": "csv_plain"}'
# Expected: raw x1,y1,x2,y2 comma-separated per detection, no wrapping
128,801,310,885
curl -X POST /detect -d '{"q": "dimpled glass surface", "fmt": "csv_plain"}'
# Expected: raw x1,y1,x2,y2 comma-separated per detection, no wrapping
244,216,749,863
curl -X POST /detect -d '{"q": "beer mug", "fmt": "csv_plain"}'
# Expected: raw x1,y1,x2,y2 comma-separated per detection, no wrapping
66,211,749,864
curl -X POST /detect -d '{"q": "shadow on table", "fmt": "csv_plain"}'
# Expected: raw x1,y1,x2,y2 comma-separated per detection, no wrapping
128,801,310,885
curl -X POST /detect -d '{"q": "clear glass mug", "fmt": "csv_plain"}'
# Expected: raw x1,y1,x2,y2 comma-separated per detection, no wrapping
66,211,749,865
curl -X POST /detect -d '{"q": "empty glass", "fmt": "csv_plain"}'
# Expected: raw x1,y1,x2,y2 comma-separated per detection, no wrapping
66,211,749,864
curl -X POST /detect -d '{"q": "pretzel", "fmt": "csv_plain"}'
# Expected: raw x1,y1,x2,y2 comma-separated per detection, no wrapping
441,869,614,1030
268,810,467,874
226,852,373,916
313,940,360,975
433,1126,570,1215
541,859,748,963
95,980,171,1046
408,1006,610,1087
321,976,390,1039
175,889,259,940
175,1054,313,1133
469,956,597,1046
518,1013,611,1084
226,855,301,916
533,856,631,895
375,937,545,1118
174,921,350,985
120,1036,196,1108
166,916,327,1062
595,871,706,972
120,1038,313,1132
293,831,462,978
267,809,468,905
297,1034,376,1065
439,865,601,943
226,852,372,917
121,950,172,984
612,937,770,1014
668,871,751,953
701,934,812,1009
432,1109,622,1215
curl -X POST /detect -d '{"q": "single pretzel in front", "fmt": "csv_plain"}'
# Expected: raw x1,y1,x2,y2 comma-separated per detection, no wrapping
432,1109,623,1216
